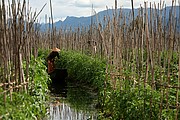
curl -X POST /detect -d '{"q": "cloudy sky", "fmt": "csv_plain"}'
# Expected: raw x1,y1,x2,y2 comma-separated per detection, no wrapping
6,0,179,23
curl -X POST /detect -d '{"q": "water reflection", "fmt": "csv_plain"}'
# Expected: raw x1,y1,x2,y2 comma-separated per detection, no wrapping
67,84,98,111
49,100,97,120
49,81,98,120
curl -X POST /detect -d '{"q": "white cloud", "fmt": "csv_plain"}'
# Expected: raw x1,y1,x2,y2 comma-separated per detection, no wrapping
74,0,91,7
4,0,176,23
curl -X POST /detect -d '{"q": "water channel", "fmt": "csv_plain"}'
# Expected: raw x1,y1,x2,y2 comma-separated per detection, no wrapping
47,70,99,120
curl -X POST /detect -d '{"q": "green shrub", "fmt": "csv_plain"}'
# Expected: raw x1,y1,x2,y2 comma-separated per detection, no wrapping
102,85,161,120
0,55,50,120
99,51,179,120
56,50,107,90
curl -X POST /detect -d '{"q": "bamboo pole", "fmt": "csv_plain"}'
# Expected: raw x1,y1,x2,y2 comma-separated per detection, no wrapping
50,0,54,48
176,1,180,119
144,2,150,118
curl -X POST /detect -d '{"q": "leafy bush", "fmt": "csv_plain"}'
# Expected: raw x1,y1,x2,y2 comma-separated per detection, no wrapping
99,51,179,120
0,55,50,120
56,50,107,90
101,85,161,120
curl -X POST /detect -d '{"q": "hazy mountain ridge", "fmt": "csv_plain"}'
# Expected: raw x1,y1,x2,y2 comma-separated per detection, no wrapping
40,6,180,31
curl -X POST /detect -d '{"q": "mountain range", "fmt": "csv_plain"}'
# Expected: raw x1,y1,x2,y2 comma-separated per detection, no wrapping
40,6,180,31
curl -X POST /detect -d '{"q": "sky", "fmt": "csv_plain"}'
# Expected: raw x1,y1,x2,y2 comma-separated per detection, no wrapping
5,0,180,23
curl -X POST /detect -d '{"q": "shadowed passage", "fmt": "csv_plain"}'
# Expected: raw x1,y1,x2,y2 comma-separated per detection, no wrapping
46,48,68,95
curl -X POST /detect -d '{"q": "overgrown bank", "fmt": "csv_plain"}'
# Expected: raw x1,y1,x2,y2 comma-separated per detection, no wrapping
102,52,179,120
52,50,179,119
56,50,107,90
3,49,176,119
0,56,50,120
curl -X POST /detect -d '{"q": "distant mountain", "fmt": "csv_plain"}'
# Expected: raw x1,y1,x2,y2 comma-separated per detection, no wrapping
40,6,180,31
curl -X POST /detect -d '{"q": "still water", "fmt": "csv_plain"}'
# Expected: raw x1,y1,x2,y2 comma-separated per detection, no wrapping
48,82,98,120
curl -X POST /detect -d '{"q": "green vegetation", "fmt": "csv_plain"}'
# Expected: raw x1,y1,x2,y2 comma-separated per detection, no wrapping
1,48,178,119
0,56,50,120
1,0,179,119
98,51,180,120
56,50,107,90
99,85,160,120
52,50,179,119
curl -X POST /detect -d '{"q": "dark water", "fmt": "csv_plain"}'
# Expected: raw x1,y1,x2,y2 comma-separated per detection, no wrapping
48,71,98,120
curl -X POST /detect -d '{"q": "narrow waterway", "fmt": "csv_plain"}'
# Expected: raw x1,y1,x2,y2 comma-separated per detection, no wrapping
48,82,98,120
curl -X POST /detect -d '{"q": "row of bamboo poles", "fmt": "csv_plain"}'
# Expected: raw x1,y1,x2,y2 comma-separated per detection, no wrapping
40,0,179,119
0,0,45,105
0,0,180,119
